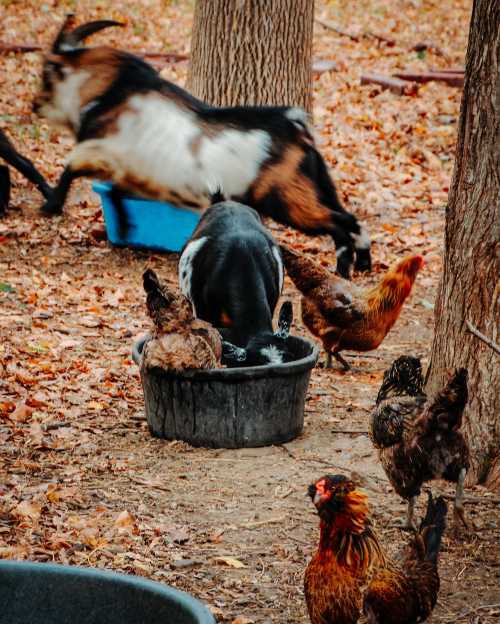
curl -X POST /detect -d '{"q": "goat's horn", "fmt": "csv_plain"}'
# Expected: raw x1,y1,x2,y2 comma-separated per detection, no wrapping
53,15,123,53
52,13,77,53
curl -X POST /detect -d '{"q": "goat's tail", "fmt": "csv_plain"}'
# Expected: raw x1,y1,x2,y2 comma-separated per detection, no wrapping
209,188,225,205
417,492,448,565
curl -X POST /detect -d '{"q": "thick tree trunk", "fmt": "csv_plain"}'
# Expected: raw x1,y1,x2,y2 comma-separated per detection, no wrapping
427,0,499,489
187,0,314,111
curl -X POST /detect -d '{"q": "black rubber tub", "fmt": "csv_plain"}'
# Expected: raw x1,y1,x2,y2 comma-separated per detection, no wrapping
0,561,215,624
132,334,319,448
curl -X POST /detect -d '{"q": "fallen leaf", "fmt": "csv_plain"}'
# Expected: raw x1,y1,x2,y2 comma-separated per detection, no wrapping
12,500,42,521
10,401,33,423
114,510,136,533
213,556,246,569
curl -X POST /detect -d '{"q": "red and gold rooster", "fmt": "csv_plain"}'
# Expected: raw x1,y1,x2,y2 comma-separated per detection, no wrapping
305,474,447,624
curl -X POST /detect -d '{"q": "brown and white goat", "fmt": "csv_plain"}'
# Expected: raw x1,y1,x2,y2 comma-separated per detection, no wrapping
34,16,371,277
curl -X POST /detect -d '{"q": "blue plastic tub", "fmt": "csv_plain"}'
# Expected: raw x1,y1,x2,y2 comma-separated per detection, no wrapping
92,182,201,253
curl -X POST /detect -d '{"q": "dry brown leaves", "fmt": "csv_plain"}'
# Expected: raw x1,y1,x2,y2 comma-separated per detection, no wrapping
1,1,498,623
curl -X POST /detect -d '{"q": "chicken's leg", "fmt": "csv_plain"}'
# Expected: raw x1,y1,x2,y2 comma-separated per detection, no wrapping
405,496,418,531
333,352,351,371
454,468,468,528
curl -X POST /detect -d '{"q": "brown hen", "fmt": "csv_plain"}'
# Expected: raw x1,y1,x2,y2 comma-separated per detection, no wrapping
142,269,222,371
279,245,423,369
305,474,447,624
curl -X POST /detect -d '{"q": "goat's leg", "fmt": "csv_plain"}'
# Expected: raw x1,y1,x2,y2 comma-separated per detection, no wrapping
325,352,333,369
330,228,355,279
0,131,51,199
454,468,468,528
41,166,90,215
352,225,372,273
0,166,10,215
0,146,52,199
109,185,132,239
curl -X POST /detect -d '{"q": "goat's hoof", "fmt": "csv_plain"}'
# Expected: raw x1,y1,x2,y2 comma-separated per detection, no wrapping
335,266,352,280
41,199,63,216
354,249,372,273
354,260,372,273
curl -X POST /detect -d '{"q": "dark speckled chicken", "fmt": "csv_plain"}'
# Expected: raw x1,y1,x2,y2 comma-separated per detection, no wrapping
370,356,469,529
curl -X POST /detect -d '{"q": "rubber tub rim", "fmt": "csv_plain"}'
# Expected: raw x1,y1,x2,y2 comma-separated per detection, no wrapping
0,560,215,623
132,333,319,381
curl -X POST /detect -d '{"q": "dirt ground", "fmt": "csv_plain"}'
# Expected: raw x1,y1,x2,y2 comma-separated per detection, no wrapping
1,1,499,623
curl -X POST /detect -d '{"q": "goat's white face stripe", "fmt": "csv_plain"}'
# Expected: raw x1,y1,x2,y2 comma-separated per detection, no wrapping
178,236,208,308
52,69,90,130
272,246,284,293
260,345,284,365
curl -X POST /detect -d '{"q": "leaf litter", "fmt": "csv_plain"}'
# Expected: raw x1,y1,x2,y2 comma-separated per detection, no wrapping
0,0,499,623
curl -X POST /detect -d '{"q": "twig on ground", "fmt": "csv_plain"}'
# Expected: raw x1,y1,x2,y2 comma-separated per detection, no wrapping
361,73,418,95
455,603,500,620
330,429,368,435
241,516,286,529
466,321,500,355
315,19,360,41
315,20,395,46
0,41,188,63
437,492,500,506
394,71,464,87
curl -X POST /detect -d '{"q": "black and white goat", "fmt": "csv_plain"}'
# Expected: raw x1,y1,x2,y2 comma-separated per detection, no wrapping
33,16,371,277
0,129,52,214
179,200,293,367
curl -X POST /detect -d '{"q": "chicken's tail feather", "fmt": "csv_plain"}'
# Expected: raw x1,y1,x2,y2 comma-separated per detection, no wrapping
143,269,173,317
418,492,447,564
426,368,468,431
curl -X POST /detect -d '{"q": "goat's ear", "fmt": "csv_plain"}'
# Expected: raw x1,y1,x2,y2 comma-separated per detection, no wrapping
275,301,293,339
53,14,124,53
221,341,247,364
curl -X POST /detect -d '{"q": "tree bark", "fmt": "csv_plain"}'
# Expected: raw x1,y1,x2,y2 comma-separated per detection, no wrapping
427,0,499,489
187,0,314,111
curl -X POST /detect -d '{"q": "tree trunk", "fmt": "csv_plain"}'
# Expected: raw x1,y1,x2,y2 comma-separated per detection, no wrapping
427,0,499,489
187,0,314,111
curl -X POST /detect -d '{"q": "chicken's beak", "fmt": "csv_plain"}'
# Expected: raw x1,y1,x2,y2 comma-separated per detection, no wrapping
313,490,322,507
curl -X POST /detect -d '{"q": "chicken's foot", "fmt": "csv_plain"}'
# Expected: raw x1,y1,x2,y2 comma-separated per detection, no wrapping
333,352,351,371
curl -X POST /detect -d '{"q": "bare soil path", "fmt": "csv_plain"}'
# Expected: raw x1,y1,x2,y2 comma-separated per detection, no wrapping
1,1,498,622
